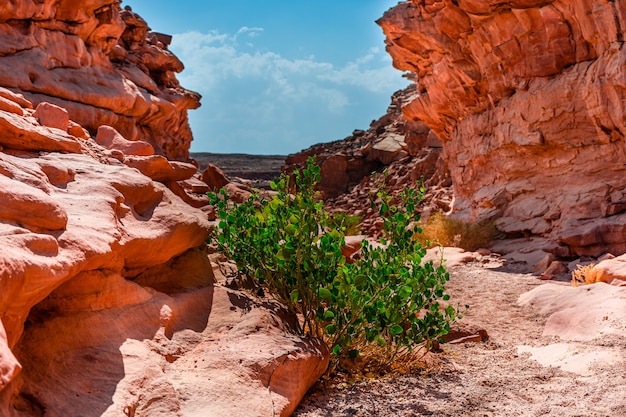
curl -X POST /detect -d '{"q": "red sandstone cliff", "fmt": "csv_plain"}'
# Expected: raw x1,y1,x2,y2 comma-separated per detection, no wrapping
0,2,326,416
0,1,199,161
377,0,626,257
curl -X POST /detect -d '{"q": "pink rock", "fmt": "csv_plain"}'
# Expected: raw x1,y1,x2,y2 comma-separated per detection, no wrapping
123,155,196,183
224,182,252,204
0,111,81,153
342,235,367,260
544,261,569,276
96,125,154,156
33,102,69,132
519,283,626,341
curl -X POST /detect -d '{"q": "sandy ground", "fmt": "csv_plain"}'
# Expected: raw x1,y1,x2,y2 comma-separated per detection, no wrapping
293,258,626,417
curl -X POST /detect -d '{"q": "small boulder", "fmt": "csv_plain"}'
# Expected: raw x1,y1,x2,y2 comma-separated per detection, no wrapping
34,102,69,132
96,125,154,156
201,163,229,191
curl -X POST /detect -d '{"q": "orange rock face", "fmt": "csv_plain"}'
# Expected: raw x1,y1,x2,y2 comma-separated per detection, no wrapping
0,1,199,161
0,3,327,415
379,0,626,256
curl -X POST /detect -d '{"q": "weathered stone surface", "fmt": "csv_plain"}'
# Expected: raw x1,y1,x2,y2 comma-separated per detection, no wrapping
0,110,81,153
0,4,326,414
378,0,626,255
0,1,200,161
96,125,154,156
123,155,197,183
1,259,328,417
519,282,626,341
33,102,68,132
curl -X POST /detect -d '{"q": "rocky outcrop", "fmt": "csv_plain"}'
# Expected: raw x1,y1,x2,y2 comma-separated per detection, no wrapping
379,0,626,256
0,1,199,161
0,3,327,416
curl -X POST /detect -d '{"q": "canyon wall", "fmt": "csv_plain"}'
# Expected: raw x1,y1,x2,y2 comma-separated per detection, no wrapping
0,0,199,161
0,2,326,416
379,0,626,256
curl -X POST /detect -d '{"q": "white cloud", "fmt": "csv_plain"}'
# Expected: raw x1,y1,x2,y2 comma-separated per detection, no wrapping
170,28,408,154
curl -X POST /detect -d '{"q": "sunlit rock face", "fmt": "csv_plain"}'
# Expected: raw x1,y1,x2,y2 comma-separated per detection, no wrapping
0,0,200,161
379,0,626,256
0,2,328,416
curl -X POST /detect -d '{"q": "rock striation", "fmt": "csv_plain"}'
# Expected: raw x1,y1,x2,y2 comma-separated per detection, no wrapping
0,0,199,161
379,0,626,256
0,2,327,416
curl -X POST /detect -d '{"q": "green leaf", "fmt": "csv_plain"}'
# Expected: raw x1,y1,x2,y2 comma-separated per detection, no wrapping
332,344,341,355
326,325,337,335
290,289,300,303
318,288,331,301
323,310,335,320
390,324,404,335
354,274,367,290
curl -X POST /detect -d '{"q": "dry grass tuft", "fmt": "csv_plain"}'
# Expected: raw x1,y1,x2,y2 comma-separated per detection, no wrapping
416,211,499,251
320,344,436,387
571,263,607,287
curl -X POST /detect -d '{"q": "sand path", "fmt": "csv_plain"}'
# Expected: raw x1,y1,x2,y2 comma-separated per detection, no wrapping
294,259,626,417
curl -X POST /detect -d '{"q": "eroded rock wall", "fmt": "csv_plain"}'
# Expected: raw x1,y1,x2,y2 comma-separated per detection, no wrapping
379,0,626,256
0,2,327,415
0,1,199,161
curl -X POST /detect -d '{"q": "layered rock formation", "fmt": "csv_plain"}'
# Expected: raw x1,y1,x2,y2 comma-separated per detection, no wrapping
0,0,199,161
0,2,327,416
379,0,626,256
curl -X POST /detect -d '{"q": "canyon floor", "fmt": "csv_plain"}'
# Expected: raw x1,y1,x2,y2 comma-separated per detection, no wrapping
293,259,626,417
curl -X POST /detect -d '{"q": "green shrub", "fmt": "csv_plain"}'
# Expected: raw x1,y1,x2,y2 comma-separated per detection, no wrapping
208,157,459,370
327,211,363,236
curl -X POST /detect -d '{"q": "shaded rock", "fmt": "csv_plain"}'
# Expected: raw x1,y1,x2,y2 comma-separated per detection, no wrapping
200,163,229,191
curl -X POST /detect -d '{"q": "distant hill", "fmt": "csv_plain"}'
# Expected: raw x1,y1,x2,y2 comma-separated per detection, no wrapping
191,152,286,181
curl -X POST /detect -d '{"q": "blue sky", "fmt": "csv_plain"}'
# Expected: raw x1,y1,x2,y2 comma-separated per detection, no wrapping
123,1,408,155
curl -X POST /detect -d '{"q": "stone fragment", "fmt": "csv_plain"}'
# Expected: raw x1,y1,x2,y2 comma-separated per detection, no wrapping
96,125,154,156
33,102,69,132
124,155,196,182
200,163,229,191
68,121,90,139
